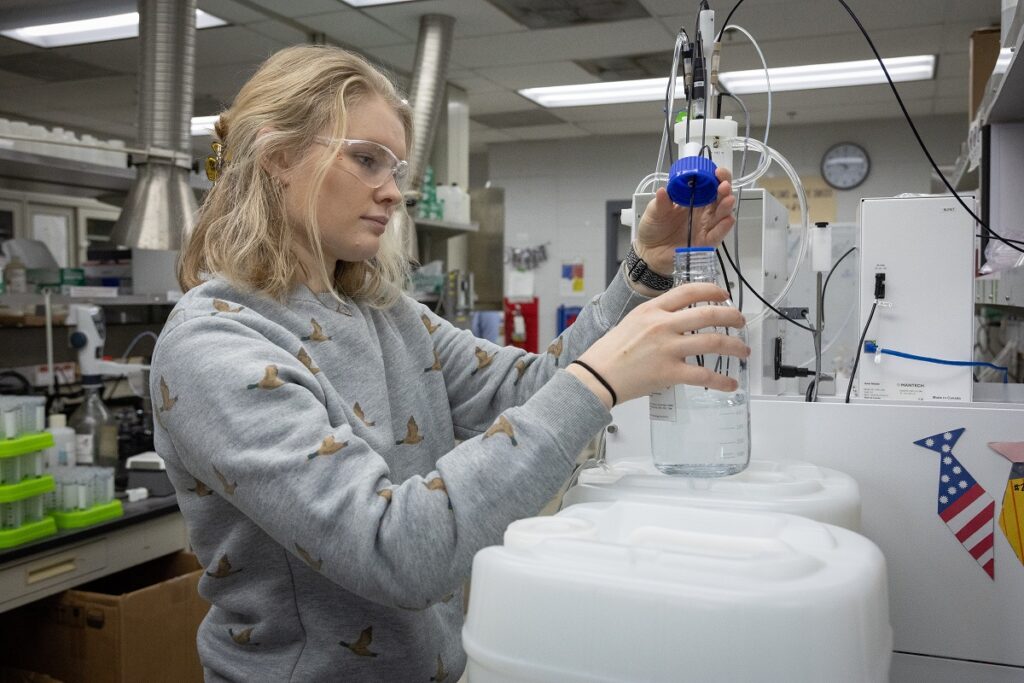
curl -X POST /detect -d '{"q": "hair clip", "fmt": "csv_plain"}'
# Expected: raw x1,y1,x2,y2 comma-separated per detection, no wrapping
205,141,225,182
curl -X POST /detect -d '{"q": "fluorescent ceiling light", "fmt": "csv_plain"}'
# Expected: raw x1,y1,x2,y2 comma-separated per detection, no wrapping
720,55,936,94
342,0,418,6
191,115,220,137
995,48,1013,73
519,55,936,107
1,10,227,48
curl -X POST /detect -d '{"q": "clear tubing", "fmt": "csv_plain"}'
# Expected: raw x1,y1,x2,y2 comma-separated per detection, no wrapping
632,136,810,330
654,30,688,185
723,25,771,149
726,135,772,188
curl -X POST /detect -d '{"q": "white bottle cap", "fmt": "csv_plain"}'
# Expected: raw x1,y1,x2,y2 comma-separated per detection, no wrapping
49,413,66,428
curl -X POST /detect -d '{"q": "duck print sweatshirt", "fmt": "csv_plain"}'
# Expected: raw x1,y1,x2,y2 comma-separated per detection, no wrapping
150,269,649,681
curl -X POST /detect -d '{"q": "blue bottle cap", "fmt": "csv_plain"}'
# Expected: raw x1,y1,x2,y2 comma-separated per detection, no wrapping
675,246,716,253
666,155,718,208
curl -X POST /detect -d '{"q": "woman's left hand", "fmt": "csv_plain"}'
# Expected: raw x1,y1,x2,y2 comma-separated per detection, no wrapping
634,167,736,276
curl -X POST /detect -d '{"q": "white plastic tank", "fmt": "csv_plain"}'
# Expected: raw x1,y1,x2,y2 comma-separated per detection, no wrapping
463,501,891,683
562,458,861,530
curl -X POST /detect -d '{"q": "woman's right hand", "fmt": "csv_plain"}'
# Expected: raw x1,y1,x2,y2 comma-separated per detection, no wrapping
567,283,750,409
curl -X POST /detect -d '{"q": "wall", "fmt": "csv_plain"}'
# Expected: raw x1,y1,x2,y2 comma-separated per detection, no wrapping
483,114,967,346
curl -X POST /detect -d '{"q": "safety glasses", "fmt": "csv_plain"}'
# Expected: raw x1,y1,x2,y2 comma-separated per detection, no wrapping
314,136,409,191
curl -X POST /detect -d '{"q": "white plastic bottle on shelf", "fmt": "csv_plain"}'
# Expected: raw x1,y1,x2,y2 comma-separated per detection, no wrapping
5,256,28,294
45,413,76,469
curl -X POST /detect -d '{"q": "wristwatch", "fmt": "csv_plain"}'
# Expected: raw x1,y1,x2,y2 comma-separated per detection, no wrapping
624,246,673,291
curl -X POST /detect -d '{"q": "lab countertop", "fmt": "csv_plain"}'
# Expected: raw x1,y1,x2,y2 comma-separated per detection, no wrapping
0,494,180,566
0,493,187,613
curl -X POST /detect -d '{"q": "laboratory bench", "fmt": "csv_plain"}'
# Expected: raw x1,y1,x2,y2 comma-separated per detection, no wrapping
0,494,186,613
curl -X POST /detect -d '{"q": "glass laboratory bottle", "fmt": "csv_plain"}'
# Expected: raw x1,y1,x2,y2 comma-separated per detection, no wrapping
649,247,750,477
69,380,118,467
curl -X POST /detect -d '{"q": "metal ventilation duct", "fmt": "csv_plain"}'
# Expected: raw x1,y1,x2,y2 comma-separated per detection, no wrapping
393,14,455,262
109,0,198,250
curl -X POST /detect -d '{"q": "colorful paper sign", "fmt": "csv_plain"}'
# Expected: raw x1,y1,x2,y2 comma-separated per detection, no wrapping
560,260,585,296
989,441,1024,568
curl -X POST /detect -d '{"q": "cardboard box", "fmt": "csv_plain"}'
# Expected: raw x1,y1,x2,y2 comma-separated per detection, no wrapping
969,27,1002,121
0,668,62,683
0,552,208,683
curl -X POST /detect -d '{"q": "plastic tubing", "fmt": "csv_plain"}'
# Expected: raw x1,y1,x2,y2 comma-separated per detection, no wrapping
632,136,810,329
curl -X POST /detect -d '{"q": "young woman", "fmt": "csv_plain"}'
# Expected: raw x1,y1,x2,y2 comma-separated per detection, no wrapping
152,44,746,681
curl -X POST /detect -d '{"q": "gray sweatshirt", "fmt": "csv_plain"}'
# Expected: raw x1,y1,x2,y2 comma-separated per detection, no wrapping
150,270,647,682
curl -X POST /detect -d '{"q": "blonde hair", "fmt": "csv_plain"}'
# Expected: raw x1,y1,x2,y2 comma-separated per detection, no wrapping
179,45,413,307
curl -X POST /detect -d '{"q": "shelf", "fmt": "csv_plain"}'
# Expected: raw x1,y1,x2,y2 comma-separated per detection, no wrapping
0,147,211,194
976,263,1024,310
0,293,177,307
415,218,479,239
951,5,1024,187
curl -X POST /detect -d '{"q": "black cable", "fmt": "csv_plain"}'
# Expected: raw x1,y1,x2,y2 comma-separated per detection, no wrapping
716,0,1024,255
716,249,734,301
821,246,857,323
978,233,1024,246
720,243,816,333
716,0,749,40
846,301,878,403
829,0,1024,256
805,379,816,403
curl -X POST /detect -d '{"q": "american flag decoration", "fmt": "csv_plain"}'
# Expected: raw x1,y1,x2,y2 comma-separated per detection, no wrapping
913,428,995,580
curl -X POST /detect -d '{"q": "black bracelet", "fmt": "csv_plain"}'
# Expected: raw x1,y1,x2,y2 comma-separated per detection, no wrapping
624,246,674,292
570,360,618,407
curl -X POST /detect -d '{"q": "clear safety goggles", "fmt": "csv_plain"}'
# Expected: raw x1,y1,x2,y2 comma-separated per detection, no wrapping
314,136,409,191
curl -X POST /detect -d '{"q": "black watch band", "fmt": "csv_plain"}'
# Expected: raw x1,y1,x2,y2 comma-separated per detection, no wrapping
624,247,673,291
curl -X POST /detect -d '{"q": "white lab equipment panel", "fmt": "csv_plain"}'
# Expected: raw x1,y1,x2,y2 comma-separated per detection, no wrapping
752,398,1024,680
857,196,976,402
732,189,789,395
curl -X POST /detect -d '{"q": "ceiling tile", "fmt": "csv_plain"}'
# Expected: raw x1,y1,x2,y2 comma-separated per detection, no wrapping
9,76,138,111
299,9,407,47
52,39,138,74
452,17,673,68
486,0,651,29
934,77,967,99
244,19,318,45
195,26,284,67
0,69,39,88
932,96,968,115
447,69,502,93
575,117,667,135
552,100,665,123
0,50,122,81
467,89,536,115
507,122,589,141
484,60,598,89
472,109,565,128
194,62,261,100
243,0,345,18
356,0,528,40
360,43,417,72
198,0,271,25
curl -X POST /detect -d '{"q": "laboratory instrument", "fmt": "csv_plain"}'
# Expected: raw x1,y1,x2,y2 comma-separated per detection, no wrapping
65,304,150,468
855,196,978,402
